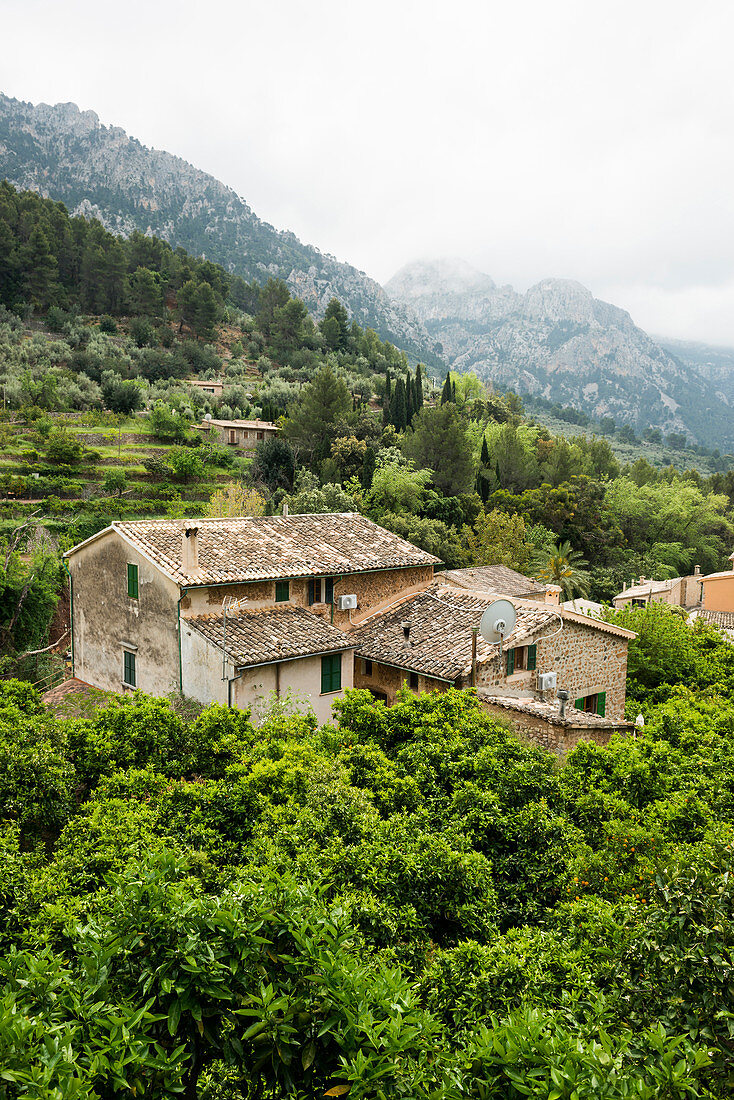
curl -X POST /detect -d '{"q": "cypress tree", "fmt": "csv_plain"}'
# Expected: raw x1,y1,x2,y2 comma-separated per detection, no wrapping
391,377,408,431
406,371,414,425
481,436,490,466
415,364,424,411
441,373,452,405
452,379,457,403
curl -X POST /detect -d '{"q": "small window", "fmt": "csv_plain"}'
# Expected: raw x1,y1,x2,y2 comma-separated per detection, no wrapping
123,650,136,688
257,431,264,440
228,429,237,444
361,658,373,677
321,652,342,694
308,578,318,605
409,671,419,691
275,580,290,602
573,692,606,717
127,563,138,600
324,577,335,604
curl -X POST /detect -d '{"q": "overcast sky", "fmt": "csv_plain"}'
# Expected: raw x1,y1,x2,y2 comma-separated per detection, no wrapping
3,0,734,343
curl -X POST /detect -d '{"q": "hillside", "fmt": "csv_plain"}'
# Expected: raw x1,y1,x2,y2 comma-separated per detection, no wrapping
387,259,734,450
0,93,443,368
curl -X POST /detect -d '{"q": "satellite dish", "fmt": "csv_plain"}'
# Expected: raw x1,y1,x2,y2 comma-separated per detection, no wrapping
205,413,212,422
479,599,517,644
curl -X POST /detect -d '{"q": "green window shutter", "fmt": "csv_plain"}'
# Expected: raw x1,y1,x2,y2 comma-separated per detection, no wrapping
596,692,606,717
308,579,318,605
275,580,289,602
321,653,342,693
123,650,136,687
574,697,584,710
527,644,537,670
127,563,138,599
506,648,515,675
325,577,334,604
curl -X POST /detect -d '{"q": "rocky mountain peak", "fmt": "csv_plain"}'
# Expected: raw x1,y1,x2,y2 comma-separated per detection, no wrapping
0,93,444,368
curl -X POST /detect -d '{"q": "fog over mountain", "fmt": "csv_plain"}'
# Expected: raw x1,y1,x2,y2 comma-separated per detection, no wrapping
387,259,734,451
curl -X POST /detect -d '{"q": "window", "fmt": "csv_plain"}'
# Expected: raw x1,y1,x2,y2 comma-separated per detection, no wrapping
228,429,237,445
257,431,264,440
361,658,373,677
409,671,419,691
308,577,336,605
632,598,646,608
127,563,138,600
321,652,342,693
506,645,536,675
574,692,606,717
275,580,290,602
123,650,136,688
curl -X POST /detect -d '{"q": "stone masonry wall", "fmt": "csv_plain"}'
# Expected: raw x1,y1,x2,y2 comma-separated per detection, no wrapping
181,566,433,626
481,703,620,755
354,659,447,703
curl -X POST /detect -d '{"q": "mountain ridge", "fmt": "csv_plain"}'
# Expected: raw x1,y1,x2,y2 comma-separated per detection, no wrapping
387,259,734,451
0,93,444,367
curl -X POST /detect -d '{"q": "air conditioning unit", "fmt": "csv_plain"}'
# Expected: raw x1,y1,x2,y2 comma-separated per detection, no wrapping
337,594,358,611
538,671,557,691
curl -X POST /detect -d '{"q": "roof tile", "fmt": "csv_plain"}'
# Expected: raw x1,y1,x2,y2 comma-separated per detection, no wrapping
187,604,356,667
92,514,440,585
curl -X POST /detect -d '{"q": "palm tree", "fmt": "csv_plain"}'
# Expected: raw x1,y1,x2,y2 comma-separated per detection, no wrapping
533,540,591,600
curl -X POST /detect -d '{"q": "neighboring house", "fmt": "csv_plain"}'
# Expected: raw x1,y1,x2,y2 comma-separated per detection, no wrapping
199,418,279,450
187,378,225,397
351,582,635,750
64,514,439,724
441,565,548,601
700,552,734,613
612,570,703,611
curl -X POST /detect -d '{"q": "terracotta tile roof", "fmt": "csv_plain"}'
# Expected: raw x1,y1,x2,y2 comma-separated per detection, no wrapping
694,608,734,631
67,514,440,585
203,418,278,430
614,578,679,600
442,565,546,597
186,605,356,667
351,584,557,681
478,691,632,730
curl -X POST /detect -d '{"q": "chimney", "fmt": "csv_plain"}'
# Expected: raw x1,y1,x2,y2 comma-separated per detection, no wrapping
622,581,627,592
181,521,199,575
557,689,569,719
694,565,701,577
282,502,289,517
544,585,561,605
401,620,411,642
639,575,645,585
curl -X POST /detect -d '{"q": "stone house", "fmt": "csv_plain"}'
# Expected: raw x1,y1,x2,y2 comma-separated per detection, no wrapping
351,582,635,746
187,378,225,397
64,513,439,724
441,564,549,601
199,417,279,450
612,570,703,611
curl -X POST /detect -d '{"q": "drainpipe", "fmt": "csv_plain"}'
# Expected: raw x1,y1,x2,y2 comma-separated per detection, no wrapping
63,560,74,677
177,587,188,693
227,667,247,707
471,627,478,687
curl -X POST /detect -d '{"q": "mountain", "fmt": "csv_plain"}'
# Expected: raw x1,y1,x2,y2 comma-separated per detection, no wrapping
656,337,734,406
0,93,443,367
387,259,734,451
